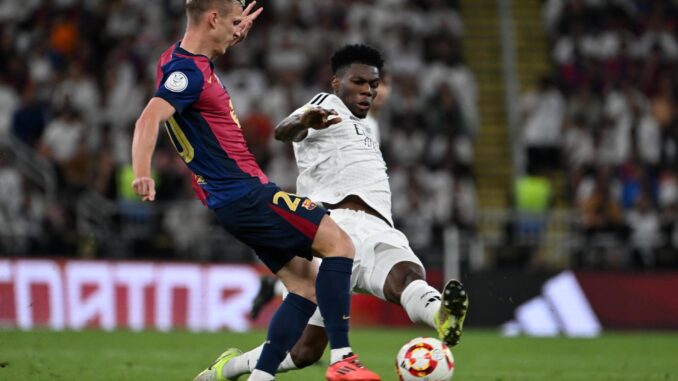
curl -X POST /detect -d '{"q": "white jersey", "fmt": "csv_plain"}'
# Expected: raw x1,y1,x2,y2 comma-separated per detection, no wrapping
291,93,394,225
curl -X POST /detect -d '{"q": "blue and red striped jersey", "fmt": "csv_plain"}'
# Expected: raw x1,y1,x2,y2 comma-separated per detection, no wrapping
154,42,268,209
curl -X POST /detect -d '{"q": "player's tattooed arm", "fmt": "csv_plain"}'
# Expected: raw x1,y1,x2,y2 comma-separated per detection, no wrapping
275,107,342,142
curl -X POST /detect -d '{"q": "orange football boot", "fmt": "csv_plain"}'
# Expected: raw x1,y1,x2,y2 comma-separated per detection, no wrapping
326,354,381,381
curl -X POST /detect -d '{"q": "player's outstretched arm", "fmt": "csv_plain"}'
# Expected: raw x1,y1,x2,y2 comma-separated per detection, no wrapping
274,107,341,142
131,97,176,201
230,1,263,48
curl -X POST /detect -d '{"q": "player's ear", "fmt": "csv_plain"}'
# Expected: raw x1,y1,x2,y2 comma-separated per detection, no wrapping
208,10,219,28
331,76,340,93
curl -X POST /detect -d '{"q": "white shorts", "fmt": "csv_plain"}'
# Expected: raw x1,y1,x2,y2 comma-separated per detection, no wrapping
307,208,424,327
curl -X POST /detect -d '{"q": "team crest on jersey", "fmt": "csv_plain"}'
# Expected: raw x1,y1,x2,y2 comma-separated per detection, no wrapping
165,71,188,92
302,199,317,210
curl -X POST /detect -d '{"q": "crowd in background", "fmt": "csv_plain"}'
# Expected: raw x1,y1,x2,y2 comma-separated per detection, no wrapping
0,0,476,266
517,0,678,267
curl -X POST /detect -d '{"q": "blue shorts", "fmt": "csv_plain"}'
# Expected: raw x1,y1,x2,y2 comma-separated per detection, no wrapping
214,183,328,273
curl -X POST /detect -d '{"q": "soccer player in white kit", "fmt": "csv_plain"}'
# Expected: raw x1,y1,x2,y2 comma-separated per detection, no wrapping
202,44,469,381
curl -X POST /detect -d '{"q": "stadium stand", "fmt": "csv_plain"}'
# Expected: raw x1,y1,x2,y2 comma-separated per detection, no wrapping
0,0,476,268
536,0,678,268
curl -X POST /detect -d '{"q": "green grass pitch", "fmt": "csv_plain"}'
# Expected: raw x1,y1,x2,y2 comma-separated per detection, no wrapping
1,328,677,380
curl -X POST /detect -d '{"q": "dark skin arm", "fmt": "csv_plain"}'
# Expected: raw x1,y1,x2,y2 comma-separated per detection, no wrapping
274,107,342,142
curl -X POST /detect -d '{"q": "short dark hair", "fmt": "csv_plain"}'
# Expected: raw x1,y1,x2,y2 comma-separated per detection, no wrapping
185,0,243,24
330,44,385,74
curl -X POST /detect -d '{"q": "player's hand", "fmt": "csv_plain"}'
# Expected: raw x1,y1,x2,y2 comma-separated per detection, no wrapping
301,107,342,130
132,177,156,202
232,1,263,47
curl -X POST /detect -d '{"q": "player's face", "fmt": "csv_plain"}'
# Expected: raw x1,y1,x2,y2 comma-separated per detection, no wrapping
215,3,243,53
334,64,380,119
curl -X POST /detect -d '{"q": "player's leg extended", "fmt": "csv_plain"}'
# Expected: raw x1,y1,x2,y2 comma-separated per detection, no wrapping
381,259,441,326
310,215,353,360
247,258,319,381
221,261,325,380
312,215,380,381
222,323,328,379
194,257,318,381
377,245,469,346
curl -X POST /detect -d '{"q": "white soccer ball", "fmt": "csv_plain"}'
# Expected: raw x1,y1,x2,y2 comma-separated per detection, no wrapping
395,337,455,381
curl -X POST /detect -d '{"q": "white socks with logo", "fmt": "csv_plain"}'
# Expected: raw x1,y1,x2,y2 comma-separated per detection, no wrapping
400,279,442,328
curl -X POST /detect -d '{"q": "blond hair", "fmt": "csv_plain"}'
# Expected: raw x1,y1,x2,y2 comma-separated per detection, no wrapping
185,0,244,24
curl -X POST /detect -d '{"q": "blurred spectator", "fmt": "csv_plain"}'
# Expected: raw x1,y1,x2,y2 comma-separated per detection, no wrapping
502,164,553,267
391,166,437,253
562,114,594,172
49,11,79,58
11,84,47,147
566,82,602,129
0,151,28,254
37,106,88,190
0,0,474,263
423,82,465,168
578,170,627,267
51,62,100,126
626,192,661,267
519,76,566,172
542,0,678,267
0,74,18,135
451,168,478,232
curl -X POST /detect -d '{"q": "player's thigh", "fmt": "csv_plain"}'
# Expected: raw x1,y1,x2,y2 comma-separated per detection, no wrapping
360,241,425,302
214,184,327,273
311,214,355,259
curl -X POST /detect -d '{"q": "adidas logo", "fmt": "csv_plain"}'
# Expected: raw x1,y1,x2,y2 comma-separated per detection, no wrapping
425,296,441,308
502,271,601,338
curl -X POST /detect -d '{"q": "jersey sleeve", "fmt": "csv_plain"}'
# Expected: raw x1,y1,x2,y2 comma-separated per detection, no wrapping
155,64,204,114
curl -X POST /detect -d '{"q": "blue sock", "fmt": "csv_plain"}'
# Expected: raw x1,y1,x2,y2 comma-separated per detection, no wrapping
316,257,353,349
255,293,316,375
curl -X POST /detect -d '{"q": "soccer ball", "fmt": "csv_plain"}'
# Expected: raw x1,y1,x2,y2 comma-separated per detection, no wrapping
395,337,455,381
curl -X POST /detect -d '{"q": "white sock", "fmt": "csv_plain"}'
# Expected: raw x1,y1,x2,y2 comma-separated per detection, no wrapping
222,344,300,378
247,369,274,381
330,347,353,364
223,344,263,378
400,279,441,328
278,353,299,372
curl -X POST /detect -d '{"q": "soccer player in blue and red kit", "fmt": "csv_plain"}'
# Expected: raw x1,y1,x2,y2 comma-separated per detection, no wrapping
130,1,380,380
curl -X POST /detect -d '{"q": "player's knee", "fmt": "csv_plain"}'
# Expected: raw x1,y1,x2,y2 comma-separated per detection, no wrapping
285,281,316,303
333,228,355,259
384,261,426,303
290,341,325,368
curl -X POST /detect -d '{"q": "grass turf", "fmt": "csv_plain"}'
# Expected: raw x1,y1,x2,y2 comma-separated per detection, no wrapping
1,328,677,380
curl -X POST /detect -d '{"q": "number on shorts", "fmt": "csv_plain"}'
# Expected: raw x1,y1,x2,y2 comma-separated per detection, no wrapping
272,191,301,212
